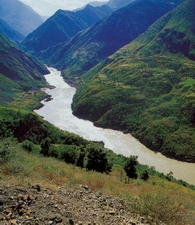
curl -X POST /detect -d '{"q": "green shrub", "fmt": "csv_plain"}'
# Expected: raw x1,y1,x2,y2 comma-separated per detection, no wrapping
40,137,51,156
0,138,12,163
140,170,149,181
59,145,79,164
21,140,34,152
48,144,60,158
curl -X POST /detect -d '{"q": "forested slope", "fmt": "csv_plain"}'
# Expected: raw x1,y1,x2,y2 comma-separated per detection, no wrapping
0,33,48,105
72,0,195,162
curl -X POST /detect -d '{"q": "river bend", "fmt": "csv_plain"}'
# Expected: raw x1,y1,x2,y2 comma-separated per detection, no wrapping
34,67,195,185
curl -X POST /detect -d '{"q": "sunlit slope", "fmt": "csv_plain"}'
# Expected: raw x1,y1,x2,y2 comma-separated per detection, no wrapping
72,0,195,162
127,0,195,59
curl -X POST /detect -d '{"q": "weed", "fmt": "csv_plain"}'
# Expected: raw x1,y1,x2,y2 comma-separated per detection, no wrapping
1,141,195,224
133,191,184,224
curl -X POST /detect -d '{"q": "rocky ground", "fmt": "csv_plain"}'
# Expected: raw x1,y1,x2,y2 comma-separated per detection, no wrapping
0,183,166,225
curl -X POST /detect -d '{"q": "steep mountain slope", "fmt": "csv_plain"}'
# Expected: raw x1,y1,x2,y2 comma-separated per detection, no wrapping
127,0,195,60
107,0,135,10
72,0,195,162
75,1,108,10
37,0,183,81
21,4,113,54
0,19,24,44
0,33,48,104
0,0,43,37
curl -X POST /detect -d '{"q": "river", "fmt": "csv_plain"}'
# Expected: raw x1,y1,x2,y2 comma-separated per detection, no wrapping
34,67,195,185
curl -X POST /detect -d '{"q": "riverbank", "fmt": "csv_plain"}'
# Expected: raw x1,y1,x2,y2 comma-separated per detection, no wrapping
34,67,195,185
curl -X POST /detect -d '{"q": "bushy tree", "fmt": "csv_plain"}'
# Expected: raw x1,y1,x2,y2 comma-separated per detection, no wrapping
166,171,174,181
40,137,51,156
0,120,13,138
124,155,138,181
22,140,34,152
59,145,79,164
76,148,85,168
0,139,12,163
140,169,149,181
86,144,112,173
48,145,60,158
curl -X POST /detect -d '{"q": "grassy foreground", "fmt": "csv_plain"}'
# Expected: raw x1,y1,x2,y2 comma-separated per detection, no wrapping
1,140,195,225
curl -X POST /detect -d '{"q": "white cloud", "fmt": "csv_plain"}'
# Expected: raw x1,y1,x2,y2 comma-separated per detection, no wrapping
19,0,108,16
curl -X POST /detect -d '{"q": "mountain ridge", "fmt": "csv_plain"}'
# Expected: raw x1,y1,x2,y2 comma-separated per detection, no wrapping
36,0,183,82
0,19,24,44
107,0,135,10
21,4,113,54
126,0,195,59
0,0,43,37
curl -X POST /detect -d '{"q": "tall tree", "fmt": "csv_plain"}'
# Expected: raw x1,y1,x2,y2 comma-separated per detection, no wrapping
40,137,51,156
86,144,111,173
124,155,138,181
76,148,85,169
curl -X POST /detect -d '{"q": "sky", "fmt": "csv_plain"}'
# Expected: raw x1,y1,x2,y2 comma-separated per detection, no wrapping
19,0,108,16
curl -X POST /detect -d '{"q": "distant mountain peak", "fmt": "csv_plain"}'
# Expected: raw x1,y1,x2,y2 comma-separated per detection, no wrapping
0,0,43,37
21,4,113,53
0,19,24,44
74,1,108,11
36,0,184,79
107,0,135,10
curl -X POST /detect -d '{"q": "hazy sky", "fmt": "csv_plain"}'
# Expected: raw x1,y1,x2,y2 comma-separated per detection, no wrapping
19,0,108,16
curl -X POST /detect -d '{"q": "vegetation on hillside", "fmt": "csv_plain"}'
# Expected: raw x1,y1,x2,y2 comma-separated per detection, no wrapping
72,0,195,162
0,105,194,189
0,87,195,223
0,33,49,106
73,55,195,161
1,138,195,224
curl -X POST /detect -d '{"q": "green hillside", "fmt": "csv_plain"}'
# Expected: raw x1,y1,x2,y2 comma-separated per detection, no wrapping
72,0,195,162
0,33,48,105
127,0,195,58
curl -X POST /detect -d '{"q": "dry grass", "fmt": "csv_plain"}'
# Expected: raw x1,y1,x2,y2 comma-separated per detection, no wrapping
1,144,195,224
